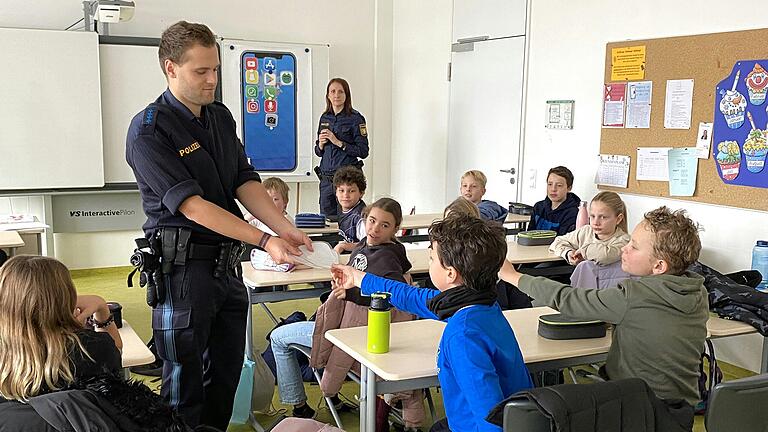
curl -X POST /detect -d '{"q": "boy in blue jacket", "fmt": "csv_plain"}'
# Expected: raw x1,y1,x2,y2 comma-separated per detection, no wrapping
331,214,532,432
529,166,580,235
460,170,509,222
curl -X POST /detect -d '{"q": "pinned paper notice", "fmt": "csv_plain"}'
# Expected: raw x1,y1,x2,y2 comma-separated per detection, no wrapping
664,79,694,129
668,148,698,196
595,154,630,188
626,81,652,129
603,83,627,128
637,147,671,181
611,46,646,81
695,122,713,159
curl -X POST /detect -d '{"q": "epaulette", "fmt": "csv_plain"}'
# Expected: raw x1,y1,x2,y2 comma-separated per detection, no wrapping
139,105,159,136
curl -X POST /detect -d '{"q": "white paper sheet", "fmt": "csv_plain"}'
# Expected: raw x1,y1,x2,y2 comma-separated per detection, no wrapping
626,81,652,129
695,122,713,159
293,241,339,269
595,154,630,188
664,79,694,129
637,147,672,181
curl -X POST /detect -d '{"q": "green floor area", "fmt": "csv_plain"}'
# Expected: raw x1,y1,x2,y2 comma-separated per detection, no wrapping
72,266,755,432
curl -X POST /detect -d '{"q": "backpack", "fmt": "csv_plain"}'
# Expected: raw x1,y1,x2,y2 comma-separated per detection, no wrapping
695,338,723,414
261,311,316,383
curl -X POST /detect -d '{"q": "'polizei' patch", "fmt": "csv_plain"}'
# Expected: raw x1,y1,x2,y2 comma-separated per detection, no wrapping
359,123,367,137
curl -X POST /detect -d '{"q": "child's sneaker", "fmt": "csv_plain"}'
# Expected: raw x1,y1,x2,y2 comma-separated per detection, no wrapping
291,403,315,419
329,394,356,412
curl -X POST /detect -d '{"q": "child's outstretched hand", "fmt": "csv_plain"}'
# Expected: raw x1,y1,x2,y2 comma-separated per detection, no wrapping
498,259,522,286
569,250,585,265
330,264,366,299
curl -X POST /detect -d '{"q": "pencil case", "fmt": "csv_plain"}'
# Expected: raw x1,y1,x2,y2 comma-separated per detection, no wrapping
538,313,607,340
517,230,557,246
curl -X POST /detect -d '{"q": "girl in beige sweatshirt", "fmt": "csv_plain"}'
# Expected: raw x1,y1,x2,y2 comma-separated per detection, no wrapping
550,191,630,265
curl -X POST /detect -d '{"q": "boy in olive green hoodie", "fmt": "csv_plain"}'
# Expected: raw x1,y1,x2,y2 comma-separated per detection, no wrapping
500,206,707,419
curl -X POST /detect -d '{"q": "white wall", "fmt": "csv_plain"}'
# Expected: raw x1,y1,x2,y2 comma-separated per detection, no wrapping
0,0,392,269
390,0,452,213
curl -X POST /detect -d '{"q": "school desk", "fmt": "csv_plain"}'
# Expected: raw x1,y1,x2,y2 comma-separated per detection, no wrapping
119,320,155,378
324,307,766,432
0,230,24,257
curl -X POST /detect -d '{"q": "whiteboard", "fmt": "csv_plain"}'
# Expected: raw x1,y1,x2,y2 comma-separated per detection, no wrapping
220,38,329,183
0,28,104,190
99,39,167,183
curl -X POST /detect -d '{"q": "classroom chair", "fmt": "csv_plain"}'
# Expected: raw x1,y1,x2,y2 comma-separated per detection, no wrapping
288,343,437,430
502,398,550,432
705,373,768,432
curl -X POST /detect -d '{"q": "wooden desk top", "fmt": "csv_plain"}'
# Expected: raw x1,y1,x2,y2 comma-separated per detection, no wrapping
119,320,155,368
0,231,24,248
324,307,760,382
324,306,612,381
241,240,559,288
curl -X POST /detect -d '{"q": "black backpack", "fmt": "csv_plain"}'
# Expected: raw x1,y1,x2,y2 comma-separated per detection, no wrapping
695,338,723,414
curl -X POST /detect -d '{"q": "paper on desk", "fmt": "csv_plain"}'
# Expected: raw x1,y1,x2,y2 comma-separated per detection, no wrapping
637,147,672,181
293,241,339,269
668,147,698,196
0,221,49,231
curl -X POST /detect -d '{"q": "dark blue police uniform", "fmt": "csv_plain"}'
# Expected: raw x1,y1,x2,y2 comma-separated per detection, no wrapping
314,109,369,216
126,89,259,429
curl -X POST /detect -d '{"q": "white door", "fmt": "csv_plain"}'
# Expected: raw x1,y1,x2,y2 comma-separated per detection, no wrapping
452,0,527,42
446,36,526,205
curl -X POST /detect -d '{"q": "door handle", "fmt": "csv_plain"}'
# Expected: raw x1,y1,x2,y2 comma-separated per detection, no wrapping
500,168,516,175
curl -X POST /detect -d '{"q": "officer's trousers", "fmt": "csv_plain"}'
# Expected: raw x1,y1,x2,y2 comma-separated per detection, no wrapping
319,178,338,217
152,257,248,430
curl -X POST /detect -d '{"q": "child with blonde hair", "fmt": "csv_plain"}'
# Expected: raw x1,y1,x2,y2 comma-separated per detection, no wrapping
550,191,630,265
443,196,481,219
460,170,508,222
0,255,122,402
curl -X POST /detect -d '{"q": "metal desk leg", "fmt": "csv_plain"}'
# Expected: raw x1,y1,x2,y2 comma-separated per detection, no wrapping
260,302,280,326
366,367,376,432
762,335,768,373
359,364,368,431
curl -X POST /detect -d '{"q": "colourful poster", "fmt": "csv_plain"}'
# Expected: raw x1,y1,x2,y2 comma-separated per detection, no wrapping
713,61,768,187
603,83,626,128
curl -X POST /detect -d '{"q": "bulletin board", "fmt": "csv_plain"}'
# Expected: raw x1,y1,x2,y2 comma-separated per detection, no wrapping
599,28,768,211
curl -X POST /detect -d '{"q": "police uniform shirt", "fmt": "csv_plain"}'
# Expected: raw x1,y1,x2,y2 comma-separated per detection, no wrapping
344,240,412,306
314,109,369,173
126,89,260,240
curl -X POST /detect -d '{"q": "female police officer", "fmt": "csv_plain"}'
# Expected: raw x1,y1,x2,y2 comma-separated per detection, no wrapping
126,21,311,430
314,78,369,217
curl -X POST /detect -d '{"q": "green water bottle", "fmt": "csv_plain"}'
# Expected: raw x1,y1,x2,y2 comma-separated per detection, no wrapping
367,292,391,353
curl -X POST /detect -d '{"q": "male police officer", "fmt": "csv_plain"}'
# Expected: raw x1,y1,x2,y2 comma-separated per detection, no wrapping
126,21,311,430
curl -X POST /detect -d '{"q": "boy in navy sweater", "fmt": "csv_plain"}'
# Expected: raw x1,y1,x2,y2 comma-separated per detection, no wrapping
331,214,532,432
333,166,367,254
460,170,509,222
529,165,580,235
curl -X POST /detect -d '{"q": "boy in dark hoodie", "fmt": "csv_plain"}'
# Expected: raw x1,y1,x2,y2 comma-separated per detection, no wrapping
332,166,368,254
501,206,707,431
529,166,580,234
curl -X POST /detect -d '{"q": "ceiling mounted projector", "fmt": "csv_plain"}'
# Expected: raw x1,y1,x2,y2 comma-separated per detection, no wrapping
91,0,135,23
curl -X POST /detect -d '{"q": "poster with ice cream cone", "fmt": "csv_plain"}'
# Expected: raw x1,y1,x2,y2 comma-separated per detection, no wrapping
713,60,768,188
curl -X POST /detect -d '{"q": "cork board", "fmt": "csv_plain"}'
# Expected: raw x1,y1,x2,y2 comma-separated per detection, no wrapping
599,28,768,211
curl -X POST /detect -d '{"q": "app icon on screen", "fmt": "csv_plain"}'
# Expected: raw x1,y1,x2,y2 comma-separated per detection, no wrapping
264,72,276,87
264,99,277,113
245,85,259,98
245,70,259,84
263,86,278,100
246,99,260,113
244,57,258,70
263,58,277,73
279,71,294,85
265,113,278,128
